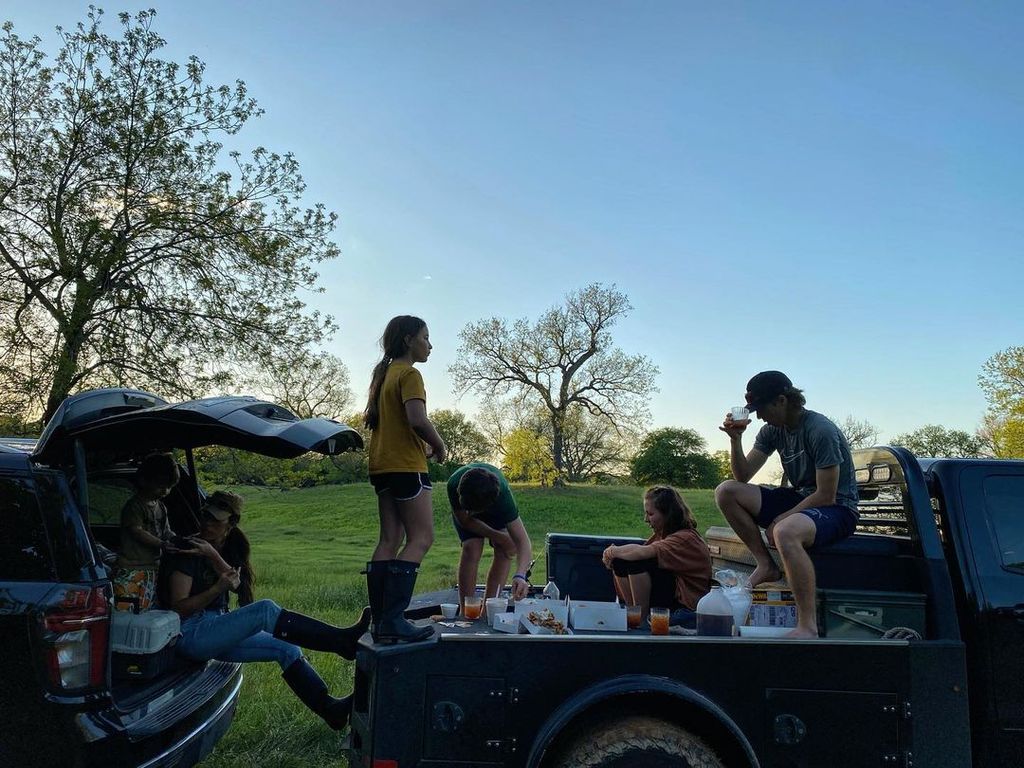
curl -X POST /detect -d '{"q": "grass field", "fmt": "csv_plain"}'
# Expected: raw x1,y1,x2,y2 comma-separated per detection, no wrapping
200,482,726,768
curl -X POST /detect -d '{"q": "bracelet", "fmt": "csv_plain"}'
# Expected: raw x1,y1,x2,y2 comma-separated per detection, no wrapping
512,573,528,582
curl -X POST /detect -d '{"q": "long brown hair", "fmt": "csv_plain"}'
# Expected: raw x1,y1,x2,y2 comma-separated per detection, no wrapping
645,486,697,536
363,315,426,430
221,526,255,606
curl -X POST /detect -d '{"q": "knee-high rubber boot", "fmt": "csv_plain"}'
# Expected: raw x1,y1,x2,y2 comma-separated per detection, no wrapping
273,607,371,661
371,560,433,644
364,560,387,638
281,657,351,730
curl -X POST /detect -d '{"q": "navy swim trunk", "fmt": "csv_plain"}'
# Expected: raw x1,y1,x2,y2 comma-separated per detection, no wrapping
756,486,857,549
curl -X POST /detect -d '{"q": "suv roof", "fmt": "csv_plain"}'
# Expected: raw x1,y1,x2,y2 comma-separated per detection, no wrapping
33,388,363,464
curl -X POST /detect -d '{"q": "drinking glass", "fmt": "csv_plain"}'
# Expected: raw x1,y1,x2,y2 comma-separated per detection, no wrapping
650,607,670,636
626,604,642,629
463,595,483,620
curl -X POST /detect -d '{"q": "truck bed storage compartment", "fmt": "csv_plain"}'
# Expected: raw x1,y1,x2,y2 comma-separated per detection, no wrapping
546,533,646,602
706,526,921,591
110,609,181,680
818,589,926,639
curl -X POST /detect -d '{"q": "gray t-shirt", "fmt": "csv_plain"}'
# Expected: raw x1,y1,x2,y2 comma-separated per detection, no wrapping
753,410,858,513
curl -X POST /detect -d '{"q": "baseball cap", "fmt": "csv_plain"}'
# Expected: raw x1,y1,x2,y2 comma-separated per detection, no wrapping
202,490,243,521
744,371,793,412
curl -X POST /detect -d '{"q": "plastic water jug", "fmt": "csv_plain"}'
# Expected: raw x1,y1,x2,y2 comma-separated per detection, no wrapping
542,580,560,600
696,586,735,637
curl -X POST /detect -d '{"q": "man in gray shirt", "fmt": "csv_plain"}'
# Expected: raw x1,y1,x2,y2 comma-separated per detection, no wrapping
716,371,858,638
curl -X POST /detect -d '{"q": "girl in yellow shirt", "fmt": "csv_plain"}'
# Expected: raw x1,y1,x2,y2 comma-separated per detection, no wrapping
362,315,446,643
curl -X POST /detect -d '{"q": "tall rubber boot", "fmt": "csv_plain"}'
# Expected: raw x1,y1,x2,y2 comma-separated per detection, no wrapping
273,607,370,661
281,657,351,730
372,560,434,644
363,560,387,639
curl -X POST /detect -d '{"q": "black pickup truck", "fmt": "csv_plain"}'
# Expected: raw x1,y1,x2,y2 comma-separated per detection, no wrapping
345,446,1023,767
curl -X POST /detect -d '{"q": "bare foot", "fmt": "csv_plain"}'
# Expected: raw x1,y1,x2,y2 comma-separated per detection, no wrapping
747,562,781,587
786,627,819,639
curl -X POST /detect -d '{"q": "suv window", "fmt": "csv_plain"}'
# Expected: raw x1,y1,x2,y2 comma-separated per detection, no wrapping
35,472,94,580
983,475,1024,574
87,477,137,525
0,474,55,581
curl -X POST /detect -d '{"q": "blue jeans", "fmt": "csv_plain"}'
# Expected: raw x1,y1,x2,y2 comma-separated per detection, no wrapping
177,599,302,670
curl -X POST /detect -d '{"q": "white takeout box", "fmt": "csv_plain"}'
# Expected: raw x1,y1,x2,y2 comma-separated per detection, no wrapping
513,597,569,626
519,611,573,635
568,599,627,632
492,611,520,633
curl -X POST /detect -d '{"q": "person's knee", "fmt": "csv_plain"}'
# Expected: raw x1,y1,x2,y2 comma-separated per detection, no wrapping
715,480,743,507
254,598,282,624
773,520,812,554
279,644,302,670
410,528,435,550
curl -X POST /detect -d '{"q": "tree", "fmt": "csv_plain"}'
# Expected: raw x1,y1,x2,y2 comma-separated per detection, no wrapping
629,428,721,489
712,450,732,484
245,349,351,420
0,9,338,422
980,347,1024,414
834,415,880,449
559,404,638,481
450,283,658,478
501,428,556,485
980,412,1024,459
431,408,490,466
891,424,987,458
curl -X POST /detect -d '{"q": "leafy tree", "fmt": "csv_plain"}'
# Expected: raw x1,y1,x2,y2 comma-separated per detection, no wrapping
980,413,1024,459
0,9,338,422
450,283,658,478
245,349,351,420
834,415,880,449
712,450,732,484
980,346,1024,414
431,408,490,467
559,404,638,481
630,427,721,488
891,424,987,458
501,428,556,485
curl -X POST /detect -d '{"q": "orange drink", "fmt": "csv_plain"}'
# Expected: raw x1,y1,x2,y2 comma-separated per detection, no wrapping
626,605,642,629
463,596,483,620
650,607,670,636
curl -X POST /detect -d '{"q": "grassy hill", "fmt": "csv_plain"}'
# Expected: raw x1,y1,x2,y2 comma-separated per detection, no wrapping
201,482,724,768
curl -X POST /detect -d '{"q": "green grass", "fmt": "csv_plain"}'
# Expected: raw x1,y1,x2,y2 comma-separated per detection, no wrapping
200,483,725,768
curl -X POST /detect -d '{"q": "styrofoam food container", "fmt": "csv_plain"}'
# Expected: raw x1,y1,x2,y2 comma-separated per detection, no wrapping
738,625,791,638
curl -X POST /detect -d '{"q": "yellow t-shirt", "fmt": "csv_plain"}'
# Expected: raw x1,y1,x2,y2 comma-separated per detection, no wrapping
368,362,428,473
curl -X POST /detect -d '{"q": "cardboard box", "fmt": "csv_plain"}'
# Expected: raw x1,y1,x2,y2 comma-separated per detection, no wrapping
519,610,572,635
568,599,627,632
492,612,520,634
749,589,797,628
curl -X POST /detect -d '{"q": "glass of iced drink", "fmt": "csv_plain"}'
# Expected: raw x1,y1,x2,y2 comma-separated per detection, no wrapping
730,406,750,423
463,595,483,620
626,604,642,629
650,607,670,636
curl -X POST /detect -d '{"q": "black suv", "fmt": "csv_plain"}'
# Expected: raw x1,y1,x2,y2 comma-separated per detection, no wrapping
0,388,361,768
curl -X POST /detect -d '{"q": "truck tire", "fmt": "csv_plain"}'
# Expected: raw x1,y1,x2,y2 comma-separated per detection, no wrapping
554,715,726,768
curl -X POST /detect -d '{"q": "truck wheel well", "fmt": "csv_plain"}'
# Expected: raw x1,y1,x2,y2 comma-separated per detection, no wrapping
540,692,754,768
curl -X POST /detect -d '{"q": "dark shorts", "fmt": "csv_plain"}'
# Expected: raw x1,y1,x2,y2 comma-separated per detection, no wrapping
452,514,509,544
370,472,432,501
756,486,857,549
612,557,681,611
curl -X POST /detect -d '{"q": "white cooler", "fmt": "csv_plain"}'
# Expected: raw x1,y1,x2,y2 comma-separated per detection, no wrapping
110,609,181,680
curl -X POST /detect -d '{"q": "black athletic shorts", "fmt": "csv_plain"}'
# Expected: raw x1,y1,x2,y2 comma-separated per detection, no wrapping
369,472,432,501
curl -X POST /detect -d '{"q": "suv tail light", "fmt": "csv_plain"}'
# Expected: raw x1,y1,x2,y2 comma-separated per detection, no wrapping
40,586,109,690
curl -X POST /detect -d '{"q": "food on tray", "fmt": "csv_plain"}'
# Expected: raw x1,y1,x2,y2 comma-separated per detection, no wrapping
527,609,568,635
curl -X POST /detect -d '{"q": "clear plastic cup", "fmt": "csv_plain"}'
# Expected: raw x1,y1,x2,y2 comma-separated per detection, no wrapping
626,604,642,629
730,406,750,422
463,596,483,620
485,598,505,625
650,607,670,636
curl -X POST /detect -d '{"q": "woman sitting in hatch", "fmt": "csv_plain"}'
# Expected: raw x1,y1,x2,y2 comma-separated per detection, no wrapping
601,486,712,629
165,491,369,730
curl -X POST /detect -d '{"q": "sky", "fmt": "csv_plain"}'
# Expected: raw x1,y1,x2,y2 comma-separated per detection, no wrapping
5,1,1023,455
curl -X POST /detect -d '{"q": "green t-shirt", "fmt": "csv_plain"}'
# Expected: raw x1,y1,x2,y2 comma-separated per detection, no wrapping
447,462,519,529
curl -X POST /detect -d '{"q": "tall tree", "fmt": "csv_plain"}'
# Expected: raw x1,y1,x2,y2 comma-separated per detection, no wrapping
891,424,987,458
450,283,658,478
629,427,721,489
834,415,880,449
431,408,490,467
245,349,351,420
0,9,338,422
980,346,1024,414
501,427,556,485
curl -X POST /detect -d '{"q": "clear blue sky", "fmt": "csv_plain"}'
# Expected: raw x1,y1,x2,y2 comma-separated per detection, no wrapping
6,2,1022,453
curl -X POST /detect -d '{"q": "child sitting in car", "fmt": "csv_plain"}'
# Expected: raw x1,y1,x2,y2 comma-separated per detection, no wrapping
113,452,187,610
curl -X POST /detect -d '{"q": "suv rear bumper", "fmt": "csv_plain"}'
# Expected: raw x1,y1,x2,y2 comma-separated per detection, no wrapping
76,661,243,768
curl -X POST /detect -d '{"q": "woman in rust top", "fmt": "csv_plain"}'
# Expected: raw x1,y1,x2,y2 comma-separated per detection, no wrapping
602,486,712,629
